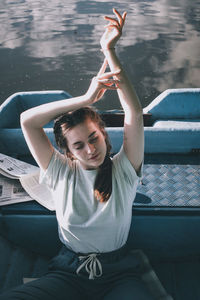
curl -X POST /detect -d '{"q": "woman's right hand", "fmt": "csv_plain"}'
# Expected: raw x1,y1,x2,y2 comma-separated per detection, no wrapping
100,8,127,51
85,59,121,104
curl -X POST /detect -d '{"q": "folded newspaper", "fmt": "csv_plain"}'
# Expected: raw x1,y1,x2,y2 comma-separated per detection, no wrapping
0,153,54,210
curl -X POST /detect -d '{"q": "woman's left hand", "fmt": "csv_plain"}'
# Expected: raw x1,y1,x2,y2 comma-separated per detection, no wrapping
85,59,121,104
100,8,127,50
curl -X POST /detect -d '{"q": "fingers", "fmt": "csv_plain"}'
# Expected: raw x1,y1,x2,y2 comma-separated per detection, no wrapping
98,78,120,85
104,8,127,29
104,24,122,34
113,8,123,26
98,69,121,80
113,8,127,29
99,84,118,90
98,78,120,90
122,11,127,22
104,16,119,26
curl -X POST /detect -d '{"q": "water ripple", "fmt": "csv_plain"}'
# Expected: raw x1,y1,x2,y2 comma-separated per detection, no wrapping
0,0,200,108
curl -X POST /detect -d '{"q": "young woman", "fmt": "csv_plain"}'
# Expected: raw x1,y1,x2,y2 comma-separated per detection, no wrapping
0,8,171,300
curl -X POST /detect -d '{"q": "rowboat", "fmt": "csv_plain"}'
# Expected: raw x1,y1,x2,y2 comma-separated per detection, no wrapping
0,88,200,299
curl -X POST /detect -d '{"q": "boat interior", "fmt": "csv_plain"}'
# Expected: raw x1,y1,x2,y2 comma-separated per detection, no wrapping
0,89,200,299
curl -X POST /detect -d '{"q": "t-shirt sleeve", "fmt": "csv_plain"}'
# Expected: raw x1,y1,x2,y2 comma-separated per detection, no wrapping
112,146,143,186
39,148,68,190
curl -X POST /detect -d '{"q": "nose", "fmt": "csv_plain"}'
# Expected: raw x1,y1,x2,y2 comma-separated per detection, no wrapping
86,143,95,154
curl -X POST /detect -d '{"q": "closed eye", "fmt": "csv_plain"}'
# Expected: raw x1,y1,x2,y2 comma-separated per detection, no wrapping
74,143,84,150
89,136,98,144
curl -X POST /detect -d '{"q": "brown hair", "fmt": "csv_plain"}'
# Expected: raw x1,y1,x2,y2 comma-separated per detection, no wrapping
53,107,112,202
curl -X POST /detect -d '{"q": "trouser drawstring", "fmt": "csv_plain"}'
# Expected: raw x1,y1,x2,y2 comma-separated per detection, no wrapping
76,253,103,280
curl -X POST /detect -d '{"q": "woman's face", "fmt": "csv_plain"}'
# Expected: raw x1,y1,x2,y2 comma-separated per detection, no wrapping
65,118,107,170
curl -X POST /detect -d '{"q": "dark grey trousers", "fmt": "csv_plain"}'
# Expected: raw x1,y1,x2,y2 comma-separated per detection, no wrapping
0,245,172,300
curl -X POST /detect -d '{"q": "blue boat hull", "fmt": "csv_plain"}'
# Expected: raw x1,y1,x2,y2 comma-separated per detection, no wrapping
0,89,200,298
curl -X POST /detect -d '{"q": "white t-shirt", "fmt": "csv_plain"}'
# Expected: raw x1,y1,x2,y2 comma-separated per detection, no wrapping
40,147,141,254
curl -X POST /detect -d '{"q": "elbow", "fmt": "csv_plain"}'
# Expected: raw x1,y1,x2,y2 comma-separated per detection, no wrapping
20,111,30,128
135,109,144,126
132,104,143,122
135,111,144,127
20,110,34,129
20,111,26,127
125,106,143,125
135,100,143,116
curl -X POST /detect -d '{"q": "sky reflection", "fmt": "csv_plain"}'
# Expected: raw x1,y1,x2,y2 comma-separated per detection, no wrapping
0,0,200,109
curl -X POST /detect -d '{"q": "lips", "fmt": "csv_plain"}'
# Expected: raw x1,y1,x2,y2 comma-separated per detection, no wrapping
90,153,99,160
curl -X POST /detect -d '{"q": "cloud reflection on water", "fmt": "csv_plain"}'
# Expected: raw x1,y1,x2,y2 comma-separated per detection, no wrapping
0,0,200,108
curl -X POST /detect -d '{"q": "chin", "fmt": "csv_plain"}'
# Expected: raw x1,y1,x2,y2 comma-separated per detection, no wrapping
98,155,107,167
90,156,105,169
91,160,103,169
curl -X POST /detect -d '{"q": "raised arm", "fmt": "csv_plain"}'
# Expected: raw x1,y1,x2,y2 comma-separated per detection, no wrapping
100,8,144,173
20,61,119,171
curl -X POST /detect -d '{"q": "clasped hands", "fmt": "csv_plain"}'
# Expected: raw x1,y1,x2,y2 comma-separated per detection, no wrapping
85,8,126,104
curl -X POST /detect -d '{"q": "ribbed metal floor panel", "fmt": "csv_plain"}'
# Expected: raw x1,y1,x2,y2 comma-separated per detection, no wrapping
135,164,200,207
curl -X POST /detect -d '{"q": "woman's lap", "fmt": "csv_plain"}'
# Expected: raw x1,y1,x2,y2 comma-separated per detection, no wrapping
0,271,156,300
103,276,155,300
0,271,87,300
0,246,169,300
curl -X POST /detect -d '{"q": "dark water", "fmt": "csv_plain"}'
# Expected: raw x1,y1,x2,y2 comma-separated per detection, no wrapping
0,0,200,110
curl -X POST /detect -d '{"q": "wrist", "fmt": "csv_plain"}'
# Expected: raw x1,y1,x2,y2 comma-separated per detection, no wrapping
82,93,95,105
100,47,115,52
